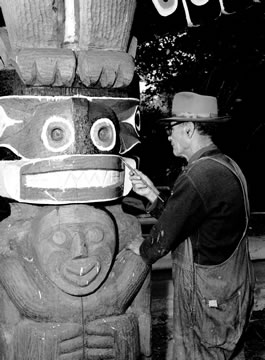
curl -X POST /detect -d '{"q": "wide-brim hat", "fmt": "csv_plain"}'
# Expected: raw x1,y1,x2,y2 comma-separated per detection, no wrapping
160,92,231,123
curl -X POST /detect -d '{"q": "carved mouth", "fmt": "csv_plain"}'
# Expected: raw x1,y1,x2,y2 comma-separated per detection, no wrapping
19,154,126,203
24,169,121,188
0,154,135,204
63,260,101,287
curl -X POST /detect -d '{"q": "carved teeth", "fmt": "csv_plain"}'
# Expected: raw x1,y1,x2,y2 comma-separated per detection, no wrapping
25,170,122,188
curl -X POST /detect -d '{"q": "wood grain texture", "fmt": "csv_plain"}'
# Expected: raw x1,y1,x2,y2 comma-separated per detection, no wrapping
12,49,76,86
0,1,148,358
0,203,151,359
0,0,137,87
0,0,62,49
77,50,135,88
78,0,137,51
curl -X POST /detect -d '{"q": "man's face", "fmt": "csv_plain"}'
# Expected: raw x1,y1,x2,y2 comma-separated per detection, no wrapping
166,122,190,158
33,205,116,296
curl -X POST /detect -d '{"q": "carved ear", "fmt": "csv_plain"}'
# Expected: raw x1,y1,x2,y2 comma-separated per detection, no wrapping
0,202,37,256
10,203,38,221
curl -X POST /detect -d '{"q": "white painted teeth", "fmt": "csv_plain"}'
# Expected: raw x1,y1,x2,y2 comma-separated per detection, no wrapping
25,170,122,188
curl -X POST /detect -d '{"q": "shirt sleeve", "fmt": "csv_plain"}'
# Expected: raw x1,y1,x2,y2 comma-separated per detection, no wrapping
139,172,207,265
145,192,168,219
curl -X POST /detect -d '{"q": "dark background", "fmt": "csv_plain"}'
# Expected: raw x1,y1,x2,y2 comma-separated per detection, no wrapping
132,1,265,212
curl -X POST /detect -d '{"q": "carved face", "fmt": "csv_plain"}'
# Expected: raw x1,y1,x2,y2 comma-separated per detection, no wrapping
33,205,116,296
0,95,140,204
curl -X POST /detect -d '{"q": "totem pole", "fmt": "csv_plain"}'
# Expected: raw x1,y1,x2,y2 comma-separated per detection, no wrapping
0,1,151,359
0,0,248,359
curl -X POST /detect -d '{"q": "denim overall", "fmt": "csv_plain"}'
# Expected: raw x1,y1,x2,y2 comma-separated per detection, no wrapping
171,156,255,360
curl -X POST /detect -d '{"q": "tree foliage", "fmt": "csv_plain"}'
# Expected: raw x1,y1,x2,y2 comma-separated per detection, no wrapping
135,2,265,116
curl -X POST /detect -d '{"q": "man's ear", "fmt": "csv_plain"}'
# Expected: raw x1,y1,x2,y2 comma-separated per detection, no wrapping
185,122,195,138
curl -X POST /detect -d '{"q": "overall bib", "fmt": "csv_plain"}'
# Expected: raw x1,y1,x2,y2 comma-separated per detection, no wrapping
171,157,255,360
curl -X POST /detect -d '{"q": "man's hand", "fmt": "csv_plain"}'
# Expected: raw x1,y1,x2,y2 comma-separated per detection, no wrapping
129,169,158,203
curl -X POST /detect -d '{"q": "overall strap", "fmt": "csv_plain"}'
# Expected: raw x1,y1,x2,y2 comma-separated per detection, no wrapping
196,155,250,237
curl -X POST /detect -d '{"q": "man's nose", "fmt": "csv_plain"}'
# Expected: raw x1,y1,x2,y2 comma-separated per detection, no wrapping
71,232,89,259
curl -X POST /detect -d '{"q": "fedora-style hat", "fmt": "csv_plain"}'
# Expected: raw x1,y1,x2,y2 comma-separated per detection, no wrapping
160,92,230,122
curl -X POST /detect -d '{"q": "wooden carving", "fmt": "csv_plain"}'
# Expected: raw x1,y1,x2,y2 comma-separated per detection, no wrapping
0,0,137,88
0,96,140,203
0,202,150,359
0,1,151,359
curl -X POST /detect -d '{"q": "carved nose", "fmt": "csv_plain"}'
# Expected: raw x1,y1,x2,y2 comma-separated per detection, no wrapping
72,233,89,259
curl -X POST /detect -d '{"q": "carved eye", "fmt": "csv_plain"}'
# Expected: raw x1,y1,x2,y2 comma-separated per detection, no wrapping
90,118,116,151
41,116,75,152
85,227,104,244
51,127,64,141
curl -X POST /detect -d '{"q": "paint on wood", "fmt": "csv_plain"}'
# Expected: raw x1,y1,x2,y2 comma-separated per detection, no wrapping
0,95,140,203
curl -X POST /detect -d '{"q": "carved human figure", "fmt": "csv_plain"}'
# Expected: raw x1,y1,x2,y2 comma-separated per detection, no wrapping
0,202,150,359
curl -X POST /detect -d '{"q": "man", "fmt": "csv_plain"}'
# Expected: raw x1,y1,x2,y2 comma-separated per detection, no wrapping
127,92,255,360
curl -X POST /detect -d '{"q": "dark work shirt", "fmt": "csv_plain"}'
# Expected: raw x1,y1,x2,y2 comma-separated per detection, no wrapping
140,145,247,265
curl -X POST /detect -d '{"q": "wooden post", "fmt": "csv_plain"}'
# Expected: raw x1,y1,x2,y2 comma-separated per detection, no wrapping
0,1,152,359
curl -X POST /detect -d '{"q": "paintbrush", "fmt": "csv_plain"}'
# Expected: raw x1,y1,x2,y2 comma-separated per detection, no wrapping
120,157,164,202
